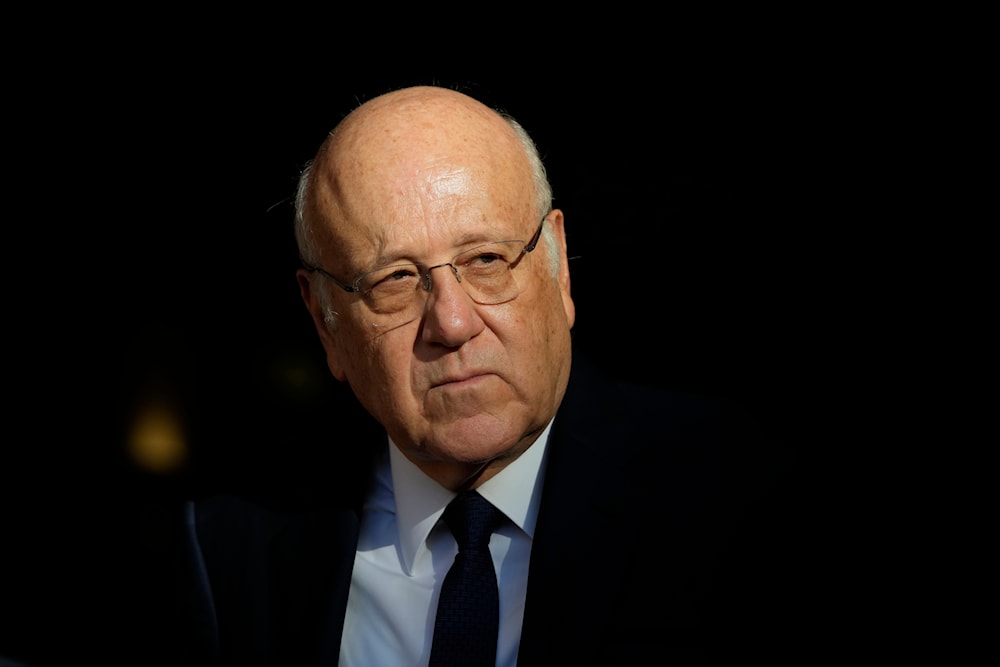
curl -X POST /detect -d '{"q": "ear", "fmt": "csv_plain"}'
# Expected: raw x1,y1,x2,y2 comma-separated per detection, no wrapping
546,209,576,329
296,269,348,381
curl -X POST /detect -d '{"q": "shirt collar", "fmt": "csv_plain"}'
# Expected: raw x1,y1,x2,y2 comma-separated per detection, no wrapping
389,420,553,575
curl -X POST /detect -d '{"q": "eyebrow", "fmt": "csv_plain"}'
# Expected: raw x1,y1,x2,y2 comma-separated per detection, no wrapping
366,227,522,270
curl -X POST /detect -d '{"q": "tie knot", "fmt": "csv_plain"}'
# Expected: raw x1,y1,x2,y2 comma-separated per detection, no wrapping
442,491,502,551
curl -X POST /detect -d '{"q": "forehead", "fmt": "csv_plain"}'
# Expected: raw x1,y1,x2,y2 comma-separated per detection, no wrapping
348,207,533,272
311,114,536,266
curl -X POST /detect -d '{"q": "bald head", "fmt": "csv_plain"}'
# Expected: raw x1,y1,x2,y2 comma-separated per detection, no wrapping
292,85,575,490
295,86,553,268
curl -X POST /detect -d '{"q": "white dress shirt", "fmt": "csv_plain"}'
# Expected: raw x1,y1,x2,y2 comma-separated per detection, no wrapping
338,422,552,667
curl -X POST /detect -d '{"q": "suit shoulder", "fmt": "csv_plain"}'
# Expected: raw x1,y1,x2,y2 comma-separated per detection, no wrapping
566,353,756,437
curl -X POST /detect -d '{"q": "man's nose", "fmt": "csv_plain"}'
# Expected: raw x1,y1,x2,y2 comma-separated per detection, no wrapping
419,264,485,346
420,263,461,292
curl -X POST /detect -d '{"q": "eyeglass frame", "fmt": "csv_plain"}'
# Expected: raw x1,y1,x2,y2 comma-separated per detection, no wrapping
300,217,547,300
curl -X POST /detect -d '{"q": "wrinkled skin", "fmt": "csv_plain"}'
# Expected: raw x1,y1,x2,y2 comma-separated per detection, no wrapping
297,86,575,491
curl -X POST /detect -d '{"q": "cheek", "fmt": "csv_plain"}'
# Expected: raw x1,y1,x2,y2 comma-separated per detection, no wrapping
494,282,569,363
528,283,574,370
526,277,570,334
342,327,416,398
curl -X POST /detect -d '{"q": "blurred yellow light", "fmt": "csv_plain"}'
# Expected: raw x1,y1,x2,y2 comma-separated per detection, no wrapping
128,400,188,473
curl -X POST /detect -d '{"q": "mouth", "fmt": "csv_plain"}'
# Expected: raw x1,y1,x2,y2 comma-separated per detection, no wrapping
432,372,495,389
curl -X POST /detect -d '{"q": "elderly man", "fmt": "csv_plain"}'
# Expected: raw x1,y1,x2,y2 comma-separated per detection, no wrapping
176,85,785,666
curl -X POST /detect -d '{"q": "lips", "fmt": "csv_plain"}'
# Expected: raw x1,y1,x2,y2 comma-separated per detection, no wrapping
432,370,494,388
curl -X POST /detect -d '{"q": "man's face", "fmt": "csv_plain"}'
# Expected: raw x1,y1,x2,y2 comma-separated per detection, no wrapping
301,150,575,483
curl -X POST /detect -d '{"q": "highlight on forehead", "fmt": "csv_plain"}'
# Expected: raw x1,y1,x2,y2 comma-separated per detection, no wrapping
295,86,553,265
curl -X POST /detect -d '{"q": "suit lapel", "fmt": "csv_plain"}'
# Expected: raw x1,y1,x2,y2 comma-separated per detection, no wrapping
267,506,360,666
518,357,639,664
265,411,383,665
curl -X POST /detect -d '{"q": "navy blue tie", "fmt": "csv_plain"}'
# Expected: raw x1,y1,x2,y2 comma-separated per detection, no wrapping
429,491,502,667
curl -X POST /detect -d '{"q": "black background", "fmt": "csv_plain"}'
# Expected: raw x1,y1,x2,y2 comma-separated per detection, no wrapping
3,28,885,663
99,64,837,493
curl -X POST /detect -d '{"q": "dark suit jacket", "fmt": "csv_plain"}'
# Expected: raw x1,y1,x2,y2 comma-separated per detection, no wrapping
154,353,801,665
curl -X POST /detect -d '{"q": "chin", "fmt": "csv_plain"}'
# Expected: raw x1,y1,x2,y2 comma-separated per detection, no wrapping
432,414,531,461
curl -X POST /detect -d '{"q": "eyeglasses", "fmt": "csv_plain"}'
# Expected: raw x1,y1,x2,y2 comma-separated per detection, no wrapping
303,218,546,329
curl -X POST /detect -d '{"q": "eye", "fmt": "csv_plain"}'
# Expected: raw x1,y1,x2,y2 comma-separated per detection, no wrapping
458,242,518,267
384,267,418,282
363,264,421,295
470,251,507,266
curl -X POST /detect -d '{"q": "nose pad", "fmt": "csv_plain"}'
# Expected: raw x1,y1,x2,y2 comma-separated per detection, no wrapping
418,262,484,344
419,262,474,321
421,262,461,292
